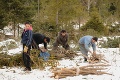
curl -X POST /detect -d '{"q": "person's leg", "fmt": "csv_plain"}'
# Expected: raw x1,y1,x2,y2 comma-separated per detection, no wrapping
44,52,50,61
25,45,31,71
23,53,27,68
25,54,31,71
79,44,88,61
22,44,28,69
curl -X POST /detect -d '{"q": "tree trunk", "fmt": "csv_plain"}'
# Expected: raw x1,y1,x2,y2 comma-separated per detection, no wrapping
13,21,16,37
18,24,19,37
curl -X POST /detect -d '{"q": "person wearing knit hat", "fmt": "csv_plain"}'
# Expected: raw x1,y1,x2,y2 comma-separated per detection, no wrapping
78,35,98,62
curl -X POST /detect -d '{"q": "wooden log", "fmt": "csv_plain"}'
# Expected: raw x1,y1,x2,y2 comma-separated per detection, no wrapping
91,71,112,75
52,62,111,79
55,75,66,79
61,68,76,74
58,73,76,76
52,70,62,74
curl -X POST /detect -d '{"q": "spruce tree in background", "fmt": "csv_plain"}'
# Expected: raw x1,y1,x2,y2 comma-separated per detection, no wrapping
81,7,108,35
0,0,36,37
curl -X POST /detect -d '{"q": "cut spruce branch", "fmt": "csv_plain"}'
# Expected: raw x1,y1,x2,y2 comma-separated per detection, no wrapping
52,63,111,79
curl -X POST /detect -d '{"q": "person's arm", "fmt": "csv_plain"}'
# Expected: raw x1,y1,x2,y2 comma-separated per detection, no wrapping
64,33,69,44
44,42,47,49
92,43,96,52
92,43,96,56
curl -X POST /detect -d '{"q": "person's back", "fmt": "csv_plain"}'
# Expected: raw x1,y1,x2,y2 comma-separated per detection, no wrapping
79,35,93,45
32,33,50,49
33,33,45,44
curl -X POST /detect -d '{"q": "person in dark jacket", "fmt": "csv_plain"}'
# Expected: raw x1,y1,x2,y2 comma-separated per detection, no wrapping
53,30,70,50
21,22,33,71
32,33,50,50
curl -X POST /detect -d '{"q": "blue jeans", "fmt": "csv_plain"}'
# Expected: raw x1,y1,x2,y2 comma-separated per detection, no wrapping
79,44,88,60
39,52,50,61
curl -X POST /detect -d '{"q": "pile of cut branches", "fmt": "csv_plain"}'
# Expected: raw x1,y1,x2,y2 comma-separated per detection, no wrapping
88,54,108,64
30,49,59,69
50,48,78,60
52,64,111,79
81,53,108,64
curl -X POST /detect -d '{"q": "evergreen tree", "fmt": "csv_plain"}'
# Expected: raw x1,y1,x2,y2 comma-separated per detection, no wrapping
81,7,108,35
0,0,36,36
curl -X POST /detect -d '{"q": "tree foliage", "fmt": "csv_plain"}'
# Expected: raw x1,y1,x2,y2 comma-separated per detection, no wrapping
0,0,36,29
36,0,84,30
0,0,119,35
81,7,108,35
100,37,120,48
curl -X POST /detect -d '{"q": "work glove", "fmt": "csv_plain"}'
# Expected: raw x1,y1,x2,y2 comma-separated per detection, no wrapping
24,46,28,53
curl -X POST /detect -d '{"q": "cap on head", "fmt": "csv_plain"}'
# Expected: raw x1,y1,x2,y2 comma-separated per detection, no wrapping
92,37,98,42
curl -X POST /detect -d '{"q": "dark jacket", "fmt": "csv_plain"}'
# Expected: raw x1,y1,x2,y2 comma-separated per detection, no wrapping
32,33,47,49
56,32,69,45
21,30,33,47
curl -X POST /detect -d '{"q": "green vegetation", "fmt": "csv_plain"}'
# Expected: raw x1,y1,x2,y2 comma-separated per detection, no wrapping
0,49,58,70
0,0,119,36
0,0,120,68
0,53,23,68
100,37,120,48
0,39,18,53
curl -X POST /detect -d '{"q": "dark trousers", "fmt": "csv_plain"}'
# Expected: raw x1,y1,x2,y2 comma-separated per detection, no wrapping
22,44,31,70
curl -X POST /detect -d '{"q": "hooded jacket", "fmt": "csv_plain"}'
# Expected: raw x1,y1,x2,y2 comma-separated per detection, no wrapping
21,29,33,47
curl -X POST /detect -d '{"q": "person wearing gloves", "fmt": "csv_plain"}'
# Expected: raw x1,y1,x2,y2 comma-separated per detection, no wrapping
38,46,50,61
32,33,50,50
21,22,33,71
79,35,98,62
53,30,70,50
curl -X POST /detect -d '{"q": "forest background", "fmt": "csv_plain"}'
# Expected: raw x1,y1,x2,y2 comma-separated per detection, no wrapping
0,0,120,44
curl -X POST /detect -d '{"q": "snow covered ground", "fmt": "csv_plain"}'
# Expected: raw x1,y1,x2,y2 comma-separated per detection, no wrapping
0,38,120,80
0,47,120,80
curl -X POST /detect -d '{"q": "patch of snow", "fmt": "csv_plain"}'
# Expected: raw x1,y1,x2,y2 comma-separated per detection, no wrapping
0,37,120,80
5,33,13,35
8,45,22,55
19,24,25,29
